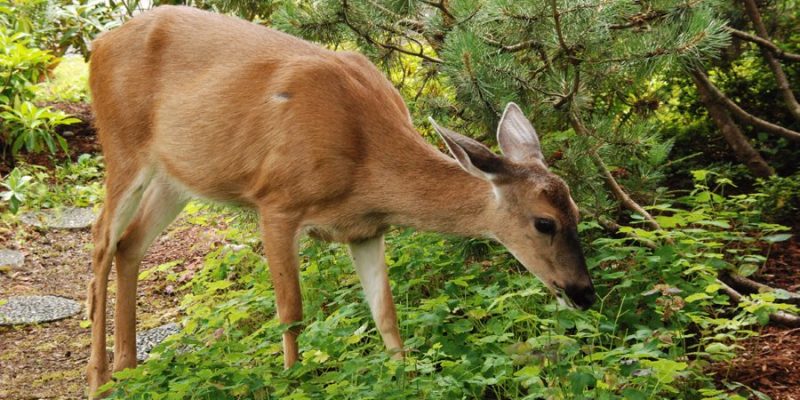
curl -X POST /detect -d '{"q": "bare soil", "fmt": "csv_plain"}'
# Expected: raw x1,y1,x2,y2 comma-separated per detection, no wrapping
0,216,222,399
710,237,800,400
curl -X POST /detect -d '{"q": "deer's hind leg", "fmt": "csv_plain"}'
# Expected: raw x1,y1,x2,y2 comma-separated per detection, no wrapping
112,176,188,373
87,167,154,397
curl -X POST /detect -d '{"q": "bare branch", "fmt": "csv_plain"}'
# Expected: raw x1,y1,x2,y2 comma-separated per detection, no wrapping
593,213,659,249
717,279,800,327
420,0,455,24
727,27,800,63
721,272,800,305
339,2,443,64
741,0,800,120
482,37,544,53
690,69,774,177
691,69,800,142
549,0,569,56
608,10,667,30
570,115,662,230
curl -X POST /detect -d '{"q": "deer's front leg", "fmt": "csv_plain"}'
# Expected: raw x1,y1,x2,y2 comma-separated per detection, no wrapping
349,236,403,358
260,213,303,368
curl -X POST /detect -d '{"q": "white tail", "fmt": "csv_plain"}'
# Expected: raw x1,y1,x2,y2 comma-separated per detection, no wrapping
86,6,594,396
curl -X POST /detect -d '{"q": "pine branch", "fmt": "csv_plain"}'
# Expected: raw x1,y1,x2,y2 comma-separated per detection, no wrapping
608,10,667,30
741,0,800,121
727,27,800,63
550,0,570,58
554,67,580,108
691,69,800,142
488,64,558,98
339,1,443,64
419,0,455,24
569,115,662,230
482,35,552,71
482,37,543,53
462,52,498,117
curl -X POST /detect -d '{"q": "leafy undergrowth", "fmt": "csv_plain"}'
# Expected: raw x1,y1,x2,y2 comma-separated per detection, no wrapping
99,174,795,399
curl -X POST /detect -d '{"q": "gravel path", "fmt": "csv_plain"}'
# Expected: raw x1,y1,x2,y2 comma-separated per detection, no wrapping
136,322,182,361
0,295,81,325
20,207,96,230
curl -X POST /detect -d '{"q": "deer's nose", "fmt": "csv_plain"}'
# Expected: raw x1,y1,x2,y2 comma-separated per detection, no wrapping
565,283,596,310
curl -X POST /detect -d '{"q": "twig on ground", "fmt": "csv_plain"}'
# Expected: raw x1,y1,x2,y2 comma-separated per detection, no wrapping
717,279,800,328
721,272,800,305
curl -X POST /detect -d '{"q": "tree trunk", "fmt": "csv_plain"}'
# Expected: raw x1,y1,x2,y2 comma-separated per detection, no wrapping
741,0,800,121
690,70,774,178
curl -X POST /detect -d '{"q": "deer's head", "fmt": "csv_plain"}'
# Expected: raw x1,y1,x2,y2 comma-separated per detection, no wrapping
430,103,595,310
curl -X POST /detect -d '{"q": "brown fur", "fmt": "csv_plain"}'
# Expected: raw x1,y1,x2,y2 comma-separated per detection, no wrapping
86,6,592,397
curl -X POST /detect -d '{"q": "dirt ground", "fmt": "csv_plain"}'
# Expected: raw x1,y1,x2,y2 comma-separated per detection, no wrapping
0,216,221,399
709,238,800,400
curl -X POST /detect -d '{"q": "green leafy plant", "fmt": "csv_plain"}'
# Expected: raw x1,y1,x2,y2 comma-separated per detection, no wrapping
102,171,790,399
0,0,122,59
0,154,104,212
0,167,32,213
1,97,79,155
0,26,54,103
34,54,90,102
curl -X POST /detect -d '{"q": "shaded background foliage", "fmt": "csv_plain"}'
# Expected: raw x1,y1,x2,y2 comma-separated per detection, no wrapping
1,0,800,399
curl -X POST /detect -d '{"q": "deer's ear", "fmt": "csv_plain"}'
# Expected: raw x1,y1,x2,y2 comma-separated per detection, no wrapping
429,117,505,180
497,102,544,164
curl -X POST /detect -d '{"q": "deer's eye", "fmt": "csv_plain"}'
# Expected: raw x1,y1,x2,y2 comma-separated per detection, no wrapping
534,218,556,235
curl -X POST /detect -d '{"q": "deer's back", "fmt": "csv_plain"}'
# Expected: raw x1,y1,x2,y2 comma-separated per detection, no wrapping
90,6,415,207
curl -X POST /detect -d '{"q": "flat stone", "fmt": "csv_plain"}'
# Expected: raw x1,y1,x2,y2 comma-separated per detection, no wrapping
0,249,24,269
20,207,96,230
136,322,181,361
0,295,81,325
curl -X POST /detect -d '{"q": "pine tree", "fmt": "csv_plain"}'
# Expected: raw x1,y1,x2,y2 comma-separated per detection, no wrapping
261,0,732,228
152,0,729,228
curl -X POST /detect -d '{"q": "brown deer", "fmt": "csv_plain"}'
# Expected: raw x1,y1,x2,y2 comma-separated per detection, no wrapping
86,5,595,397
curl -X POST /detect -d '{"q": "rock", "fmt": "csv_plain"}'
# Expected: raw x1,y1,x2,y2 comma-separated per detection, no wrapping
20,207,96,230
0,295,81,325
136,322,181,361
0,249,24,270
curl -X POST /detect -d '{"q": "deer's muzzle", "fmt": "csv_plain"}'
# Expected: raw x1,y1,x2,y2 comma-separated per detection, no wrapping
564,282,596,310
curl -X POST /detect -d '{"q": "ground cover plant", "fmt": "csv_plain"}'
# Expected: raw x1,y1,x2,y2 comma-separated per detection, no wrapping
98,174,795,399
1,0,800,399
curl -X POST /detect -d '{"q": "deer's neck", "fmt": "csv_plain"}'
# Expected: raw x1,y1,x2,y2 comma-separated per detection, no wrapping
380,140,495,238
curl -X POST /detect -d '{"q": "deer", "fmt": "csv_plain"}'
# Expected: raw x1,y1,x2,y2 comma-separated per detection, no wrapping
86,5,596,397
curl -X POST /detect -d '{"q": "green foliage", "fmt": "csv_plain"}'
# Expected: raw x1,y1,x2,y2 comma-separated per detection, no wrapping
102,172,789,399
753,172,800,224
0,0,121,59
0,167,32,213
0,1,101,160
0,25,54,104
1,97,79,154
0,153,104,212
34,54,90,102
